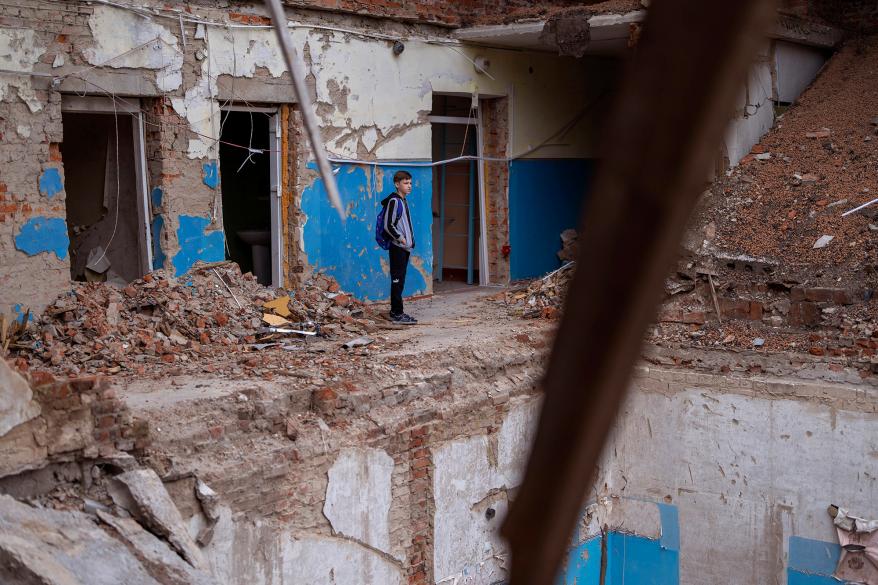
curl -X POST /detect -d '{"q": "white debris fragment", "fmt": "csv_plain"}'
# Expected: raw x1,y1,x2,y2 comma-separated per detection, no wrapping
813,235,834,249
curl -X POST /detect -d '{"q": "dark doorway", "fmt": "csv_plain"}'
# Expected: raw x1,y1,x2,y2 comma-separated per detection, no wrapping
218,109,273,285
61,111,147,284
431,95,481,286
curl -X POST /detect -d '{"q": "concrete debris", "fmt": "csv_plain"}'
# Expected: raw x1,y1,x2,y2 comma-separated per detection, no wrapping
557,228,579,263
108,468,207,570
10,262,384,376
0,494,160,584
343,336,374,349
830,506,878,583
665,275,696,296
0,356,40,437
805,127,832,139
813,234,834,248
195,478,220,523
502,262,575,319
96,510,218,585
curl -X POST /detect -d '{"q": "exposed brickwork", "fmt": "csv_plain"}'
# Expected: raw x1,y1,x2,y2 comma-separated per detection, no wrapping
481,97,511,285
0,363,150,478
138,340,541,583
277,0,601,27
284,105,311,287
0,0,71,312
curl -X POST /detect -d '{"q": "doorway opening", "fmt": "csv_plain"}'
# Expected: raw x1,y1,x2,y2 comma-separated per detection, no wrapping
431,95,482,291
218,107,281,287
60,96,151,284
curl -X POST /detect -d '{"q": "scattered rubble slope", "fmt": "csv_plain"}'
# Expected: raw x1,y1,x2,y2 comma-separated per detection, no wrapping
697,35,878,282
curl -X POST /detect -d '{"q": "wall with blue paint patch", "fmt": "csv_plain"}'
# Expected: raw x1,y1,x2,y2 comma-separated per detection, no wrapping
509,159,594,280
558,501,680,585
172,215,225,277
787,537,841,585
14,216,70,260
301,163,433,301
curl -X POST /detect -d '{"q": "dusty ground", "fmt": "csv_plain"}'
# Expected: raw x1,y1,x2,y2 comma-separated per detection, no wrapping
119,286,550,428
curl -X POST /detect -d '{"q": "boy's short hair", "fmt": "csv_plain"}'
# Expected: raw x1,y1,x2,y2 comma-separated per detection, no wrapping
393,170,412,184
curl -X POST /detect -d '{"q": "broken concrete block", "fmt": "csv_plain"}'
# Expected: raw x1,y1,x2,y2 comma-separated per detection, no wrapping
195,478,220,523
806,128,831,139
813,234,834,249
343,336,374,349
0,494,159,584
97,510,218,585
109,468,208,570
0,358,40,438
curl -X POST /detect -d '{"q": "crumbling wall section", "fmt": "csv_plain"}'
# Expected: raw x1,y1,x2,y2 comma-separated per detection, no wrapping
481,97,511,284
0,362,149,480
0,10,72,318
133,338,547,584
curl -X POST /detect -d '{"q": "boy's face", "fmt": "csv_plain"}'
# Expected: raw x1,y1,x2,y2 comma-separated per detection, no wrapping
395,178,413,196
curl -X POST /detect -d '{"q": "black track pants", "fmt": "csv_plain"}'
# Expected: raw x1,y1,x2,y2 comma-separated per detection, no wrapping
389,244,410,315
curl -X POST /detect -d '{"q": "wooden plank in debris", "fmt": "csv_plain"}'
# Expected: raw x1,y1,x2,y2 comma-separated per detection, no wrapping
501,2,777,584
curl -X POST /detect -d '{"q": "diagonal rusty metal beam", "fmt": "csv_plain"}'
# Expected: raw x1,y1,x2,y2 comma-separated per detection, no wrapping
501,2,776,583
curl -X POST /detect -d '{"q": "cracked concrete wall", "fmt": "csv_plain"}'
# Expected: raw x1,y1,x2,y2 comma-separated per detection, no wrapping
560,367,878,585
723,41,826,169
432,397,540,584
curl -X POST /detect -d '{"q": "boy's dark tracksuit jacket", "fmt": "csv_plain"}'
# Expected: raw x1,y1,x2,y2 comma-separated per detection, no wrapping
381,193,415,251
381,192,414,315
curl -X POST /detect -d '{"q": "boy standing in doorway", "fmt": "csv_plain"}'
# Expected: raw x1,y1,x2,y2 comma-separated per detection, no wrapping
381,171,418,325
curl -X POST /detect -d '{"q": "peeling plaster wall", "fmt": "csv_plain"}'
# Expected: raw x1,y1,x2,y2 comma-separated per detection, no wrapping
0,0,608,309
561,368,878,585
0,27,46,113
205,506,404,585
84,5,183,92
0,21,69,317
432,398,540,584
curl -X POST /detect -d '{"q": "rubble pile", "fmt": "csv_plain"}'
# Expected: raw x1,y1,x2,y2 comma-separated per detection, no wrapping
699,36,878,279
8,262,383,375
503,262,575,318
557,228,579,263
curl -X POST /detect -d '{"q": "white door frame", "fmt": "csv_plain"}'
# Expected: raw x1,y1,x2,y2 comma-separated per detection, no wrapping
268,111,283,288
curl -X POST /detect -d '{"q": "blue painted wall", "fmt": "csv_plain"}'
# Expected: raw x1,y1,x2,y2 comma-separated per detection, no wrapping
38,167,63,198
508,158,594,279
202,160,219,189
558,501,680,585
787,536,841,585
301,163,433,301
171,215,225,276
14,216,70,260
558,535,602,585
152,215,166,271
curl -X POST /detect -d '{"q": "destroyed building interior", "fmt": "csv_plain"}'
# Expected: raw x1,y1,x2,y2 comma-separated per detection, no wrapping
1,0,878,583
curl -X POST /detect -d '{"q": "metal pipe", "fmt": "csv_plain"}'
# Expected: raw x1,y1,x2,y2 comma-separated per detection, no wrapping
467,158,476,285
263,0,344,221
438,123,447,282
